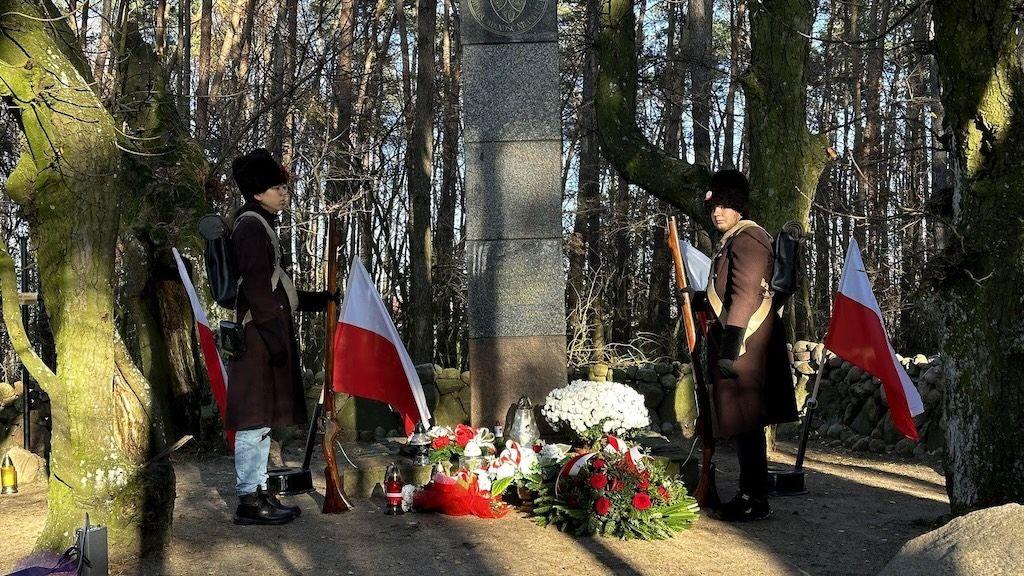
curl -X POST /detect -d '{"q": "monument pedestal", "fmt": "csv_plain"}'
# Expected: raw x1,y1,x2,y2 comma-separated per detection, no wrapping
461,0,566,428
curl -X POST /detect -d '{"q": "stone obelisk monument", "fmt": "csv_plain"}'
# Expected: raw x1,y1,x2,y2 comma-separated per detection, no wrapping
461,0,566,427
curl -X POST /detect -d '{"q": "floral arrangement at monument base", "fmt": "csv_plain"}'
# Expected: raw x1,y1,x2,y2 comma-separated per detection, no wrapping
412,424,568,518
530,435,699,540
541,380,651,446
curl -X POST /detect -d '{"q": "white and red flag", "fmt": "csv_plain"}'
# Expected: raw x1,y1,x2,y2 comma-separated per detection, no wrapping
332,258,431,434
172,248,234,448
824,239,924,440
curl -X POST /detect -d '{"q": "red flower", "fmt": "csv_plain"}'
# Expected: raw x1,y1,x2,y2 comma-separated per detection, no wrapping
593,459,607,470
657,486,671,501
638,479,650,491
594,496,613,516
632,493,652,510
532,444,543,453
589,473,608,490
454,424,475,447
609,477,624,492
432,436,451,449
567,495,579,508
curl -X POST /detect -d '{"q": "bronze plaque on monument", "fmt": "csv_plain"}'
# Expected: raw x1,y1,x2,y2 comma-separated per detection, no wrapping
461,0,557,44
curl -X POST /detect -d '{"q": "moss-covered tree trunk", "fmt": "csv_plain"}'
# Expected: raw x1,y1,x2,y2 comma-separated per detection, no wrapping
113,23,213,442
596,0,827,231
0,0,173,561
932,0,1024,515
745,0,830,233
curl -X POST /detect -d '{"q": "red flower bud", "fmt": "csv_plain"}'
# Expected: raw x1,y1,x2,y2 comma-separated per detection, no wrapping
589,472,608,490
638,479,650,491
657,486,671,501
593,459,607,470
532,444,542,453
632,492,652,510
594,496,612,516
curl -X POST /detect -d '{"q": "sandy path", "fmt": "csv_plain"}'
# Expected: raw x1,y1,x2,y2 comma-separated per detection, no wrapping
0,441,948,576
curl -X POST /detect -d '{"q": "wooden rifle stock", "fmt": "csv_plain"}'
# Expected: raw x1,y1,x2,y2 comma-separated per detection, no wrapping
321,216,353,513
667,217,720,511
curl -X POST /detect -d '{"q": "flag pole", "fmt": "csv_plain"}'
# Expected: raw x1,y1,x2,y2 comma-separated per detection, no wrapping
793,346,828,474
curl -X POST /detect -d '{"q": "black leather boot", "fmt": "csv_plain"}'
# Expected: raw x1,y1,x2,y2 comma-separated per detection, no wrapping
716,492,771,522
233,493,295,525
259,486,301,517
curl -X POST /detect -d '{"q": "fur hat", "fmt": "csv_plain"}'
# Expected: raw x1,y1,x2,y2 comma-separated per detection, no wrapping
232,148,289,200
703,169,750,216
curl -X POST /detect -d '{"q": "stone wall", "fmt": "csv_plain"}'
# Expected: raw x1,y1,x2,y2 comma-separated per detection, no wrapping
0,380,23,450
338,345,947,461
785,341,946,458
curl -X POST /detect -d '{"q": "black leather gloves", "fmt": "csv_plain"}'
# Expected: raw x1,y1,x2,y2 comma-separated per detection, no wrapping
718,325,744,378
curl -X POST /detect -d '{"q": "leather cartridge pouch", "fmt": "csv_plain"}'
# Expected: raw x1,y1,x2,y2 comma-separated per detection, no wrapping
218,319,246,361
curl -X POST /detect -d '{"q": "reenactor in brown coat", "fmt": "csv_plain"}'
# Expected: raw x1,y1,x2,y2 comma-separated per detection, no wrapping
696,170,798,521
227,149,336,525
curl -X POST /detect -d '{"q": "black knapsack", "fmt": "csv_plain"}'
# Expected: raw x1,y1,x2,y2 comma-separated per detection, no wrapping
198,214,238,308
769,221,804,304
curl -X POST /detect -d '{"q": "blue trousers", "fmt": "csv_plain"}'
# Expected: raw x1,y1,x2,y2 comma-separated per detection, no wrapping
234,427,271,496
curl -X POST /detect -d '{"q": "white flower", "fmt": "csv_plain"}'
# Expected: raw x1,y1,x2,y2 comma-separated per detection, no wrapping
538,443,571,466
488,458,517,481
464,440,482,458
427,425,453,439
542,380,650,440
400,484,417,512
473,469,492,492
472,428,496,454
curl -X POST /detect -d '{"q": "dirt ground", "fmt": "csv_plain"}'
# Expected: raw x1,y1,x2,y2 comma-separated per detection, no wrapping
0,440,949,576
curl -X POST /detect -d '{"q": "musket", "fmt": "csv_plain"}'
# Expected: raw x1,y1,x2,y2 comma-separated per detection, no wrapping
321,215,353,513
667,217,721,511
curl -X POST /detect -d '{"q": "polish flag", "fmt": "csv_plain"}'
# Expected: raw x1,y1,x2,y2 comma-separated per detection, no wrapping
824,239,924,440
172,249,234,448
332,258,431,434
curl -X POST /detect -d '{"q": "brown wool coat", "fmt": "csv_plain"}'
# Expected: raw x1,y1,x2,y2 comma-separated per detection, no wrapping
702,220,798,438
224,204,330,430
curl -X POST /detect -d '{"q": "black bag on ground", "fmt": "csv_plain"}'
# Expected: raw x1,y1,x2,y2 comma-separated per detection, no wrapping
198,214,239,308
769,221,804,304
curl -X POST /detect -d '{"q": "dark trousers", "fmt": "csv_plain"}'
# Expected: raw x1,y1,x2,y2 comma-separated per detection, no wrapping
736,427,768,498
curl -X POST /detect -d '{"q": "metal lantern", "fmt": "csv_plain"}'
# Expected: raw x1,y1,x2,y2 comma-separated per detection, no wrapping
408,422,432,467
506,396,540,447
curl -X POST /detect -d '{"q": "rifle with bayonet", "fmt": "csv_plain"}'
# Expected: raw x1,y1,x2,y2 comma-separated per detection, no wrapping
667,217,721,511
322,216,353,513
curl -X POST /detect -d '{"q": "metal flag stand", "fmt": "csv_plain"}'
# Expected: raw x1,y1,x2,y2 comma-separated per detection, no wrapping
768,347,829,496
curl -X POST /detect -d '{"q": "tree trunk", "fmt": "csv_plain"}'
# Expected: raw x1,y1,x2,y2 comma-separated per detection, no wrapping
722,0,745,169
178,0,192,121
0,0,173,560
932,0,1024,515
434,0,461,367
745,0,829,232
687,0,713,167
195,0,214,143
407,0,435,363
594,0,711,224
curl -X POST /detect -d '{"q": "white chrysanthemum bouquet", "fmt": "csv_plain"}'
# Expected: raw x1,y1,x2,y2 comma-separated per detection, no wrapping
541,380,650,445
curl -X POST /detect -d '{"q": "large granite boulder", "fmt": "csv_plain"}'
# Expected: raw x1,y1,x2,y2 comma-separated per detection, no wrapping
878,504,1024,576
